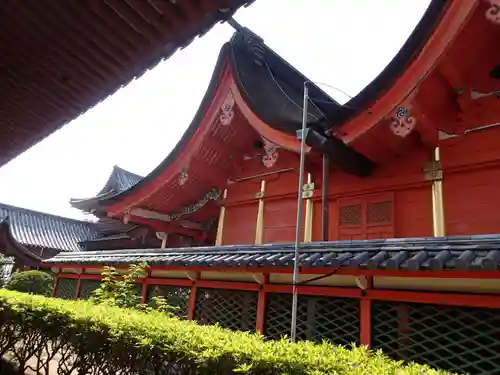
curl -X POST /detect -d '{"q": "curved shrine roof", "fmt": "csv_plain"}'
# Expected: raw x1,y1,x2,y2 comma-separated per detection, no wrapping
76,27,383,220
0,0,253,167
72,0,458,226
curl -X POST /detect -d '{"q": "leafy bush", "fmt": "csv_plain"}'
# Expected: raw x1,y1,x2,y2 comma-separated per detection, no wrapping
0,290,453,375
90,263,179,316
4,270,52,296
90,263,146,308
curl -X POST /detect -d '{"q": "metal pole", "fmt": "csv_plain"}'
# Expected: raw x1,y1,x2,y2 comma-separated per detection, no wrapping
291,82,309,341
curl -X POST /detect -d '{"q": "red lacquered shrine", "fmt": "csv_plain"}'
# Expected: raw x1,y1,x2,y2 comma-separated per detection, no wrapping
48,1,500,374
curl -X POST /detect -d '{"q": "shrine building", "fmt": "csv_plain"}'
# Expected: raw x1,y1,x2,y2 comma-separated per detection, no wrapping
40,1,500,374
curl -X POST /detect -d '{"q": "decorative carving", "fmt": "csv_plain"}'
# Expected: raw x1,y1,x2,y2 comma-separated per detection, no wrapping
178,168,189,186
261,138,279,168
389,106,416,137
170,188,221,220
486,0,500,25
219,92,235,125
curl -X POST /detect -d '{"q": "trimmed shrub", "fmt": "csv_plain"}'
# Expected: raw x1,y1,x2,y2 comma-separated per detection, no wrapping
0,290,454,375
4,270,52,296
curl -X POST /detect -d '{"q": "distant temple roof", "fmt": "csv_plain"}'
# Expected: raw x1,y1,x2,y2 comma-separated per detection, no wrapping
0,203,99,267
97,165,143,197
0,0,253,168
71,165,143,214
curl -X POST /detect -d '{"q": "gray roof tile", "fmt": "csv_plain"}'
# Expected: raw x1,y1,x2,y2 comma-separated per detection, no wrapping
0,203,100,252
44,235,500,271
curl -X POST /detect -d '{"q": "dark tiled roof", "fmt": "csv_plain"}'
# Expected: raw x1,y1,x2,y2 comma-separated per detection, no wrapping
70,166,143,214
0,203,100,252
96,166,143,196
45,235,500,272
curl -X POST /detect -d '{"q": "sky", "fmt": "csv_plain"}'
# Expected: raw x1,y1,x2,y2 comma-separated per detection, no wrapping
0,0,431,220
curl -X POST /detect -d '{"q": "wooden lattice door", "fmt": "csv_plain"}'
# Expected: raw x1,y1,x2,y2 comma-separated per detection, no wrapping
338,193,394,240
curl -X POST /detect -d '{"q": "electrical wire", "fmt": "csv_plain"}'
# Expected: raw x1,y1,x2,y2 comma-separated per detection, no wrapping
264,60,321,123
296,267,341,285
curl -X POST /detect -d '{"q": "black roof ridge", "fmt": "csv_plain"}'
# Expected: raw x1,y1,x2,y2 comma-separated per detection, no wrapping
0,202,96,227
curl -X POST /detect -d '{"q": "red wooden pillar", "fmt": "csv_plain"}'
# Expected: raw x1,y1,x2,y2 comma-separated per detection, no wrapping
360,276,373,348
256,273,270,333
75,268,85,299
187,273,199,321
187,285,197,320
75,277,82,299
52,275,58,297
140,270,151,304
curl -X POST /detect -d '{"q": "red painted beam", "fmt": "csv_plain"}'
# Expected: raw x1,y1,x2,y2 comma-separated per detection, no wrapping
263,284,361,298
58,264,500,279
146,277,193,287
196,280,260,292
124,216,202,239
366,289,500,309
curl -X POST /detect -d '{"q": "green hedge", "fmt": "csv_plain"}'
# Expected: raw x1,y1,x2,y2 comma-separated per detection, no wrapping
0,290,453,375
5,270,52,296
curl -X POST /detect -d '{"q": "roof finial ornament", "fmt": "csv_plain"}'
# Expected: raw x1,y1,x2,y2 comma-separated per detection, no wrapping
486,0,500,25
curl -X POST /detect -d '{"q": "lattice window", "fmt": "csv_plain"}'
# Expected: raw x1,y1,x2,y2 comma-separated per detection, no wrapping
55,278,77,300
372,301,500,375
339,205,362,226
194,288,258,331
367,201,392,224
79,279,101,299
147,285,191,319
264,293,359,345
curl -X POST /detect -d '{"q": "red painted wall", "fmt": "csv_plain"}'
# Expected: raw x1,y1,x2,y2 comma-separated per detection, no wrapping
442,126,500,236
222,146,434,245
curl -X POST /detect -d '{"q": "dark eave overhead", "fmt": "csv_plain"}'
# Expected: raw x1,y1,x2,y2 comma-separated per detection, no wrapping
0,0,253,167
45,234,500,272
0,203,99,252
